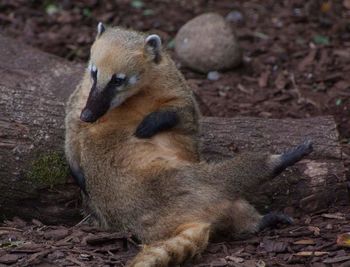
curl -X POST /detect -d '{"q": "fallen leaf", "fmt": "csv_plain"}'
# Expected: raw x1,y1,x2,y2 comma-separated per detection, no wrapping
258,71,270,88
85,232,128,246
0,230,10,235
296,251,329,257
253,31,269,40
322,213,345,220
256,260,266,267
210,258,227,266
337,233,350,247
31,219,44,227
304,215,312,224
334,49,350,58
79,253,93,261
313,35,330,45
0,240,25,248
225,256,244,263
48,250,65,261
275,72,287,90
0,227,23,232
262,240,287,253
237,83,253,95
293,239,315,245
333,80,349,90
323,256,350,264
0,254,20,264
298,49,317,72
308,226,320,236
43,228,69,240
325,224,333,230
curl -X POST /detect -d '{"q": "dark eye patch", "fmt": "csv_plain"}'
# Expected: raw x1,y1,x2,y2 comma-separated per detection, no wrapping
90,68,97,81
109,74,126,87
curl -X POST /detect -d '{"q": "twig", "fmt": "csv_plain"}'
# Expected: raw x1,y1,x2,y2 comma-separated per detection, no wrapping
75,214,91,227
289,73,318,108
0,227,23,232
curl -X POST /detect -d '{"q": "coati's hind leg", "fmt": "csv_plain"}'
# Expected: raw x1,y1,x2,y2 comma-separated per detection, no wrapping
127,222,210,267
226,141,313,233
258,212,293,231
220,199,293,238
225,199,262,236
200,140,313,196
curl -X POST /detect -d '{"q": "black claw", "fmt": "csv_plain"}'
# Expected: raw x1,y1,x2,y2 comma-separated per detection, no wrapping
258,212,293,231
274,139,313,175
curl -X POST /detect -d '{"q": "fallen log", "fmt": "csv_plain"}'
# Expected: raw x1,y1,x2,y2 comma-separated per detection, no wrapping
200,116,347,212
0,35,83,224
0,35,347,224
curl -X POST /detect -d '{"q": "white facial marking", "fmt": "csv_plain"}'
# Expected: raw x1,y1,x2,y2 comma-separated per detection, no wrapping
116,73,126,79
97,22,104,36
128,75,138,85
110,90,134,109
88,63,97,72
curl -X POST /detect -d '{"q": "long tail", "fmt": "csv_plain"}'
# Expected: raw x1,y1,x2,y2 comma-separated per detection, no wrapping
128,222,210,267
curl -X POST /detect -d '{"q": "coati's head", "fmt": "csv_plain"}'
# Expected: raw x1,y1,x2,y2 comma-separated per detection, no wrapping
80,23,163,123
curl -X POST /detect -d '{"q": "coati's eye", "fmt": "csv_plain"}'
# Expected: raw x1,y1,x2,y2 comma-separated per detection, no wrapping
110,74,126,87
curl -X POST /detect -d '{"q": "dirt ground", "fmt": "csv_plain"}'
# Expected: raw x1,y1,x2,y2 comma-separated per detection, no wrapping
0,0,350,266
1,208,350,267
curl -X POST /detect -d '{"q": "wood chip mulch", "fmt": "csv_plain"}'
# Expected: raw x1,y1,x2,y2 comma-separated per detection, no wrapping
1,206,349,267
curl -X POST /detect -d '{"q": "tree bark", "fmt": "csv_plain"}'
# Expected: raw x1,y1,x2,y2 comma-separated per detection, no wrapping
0,35,83,224
0,35,347,224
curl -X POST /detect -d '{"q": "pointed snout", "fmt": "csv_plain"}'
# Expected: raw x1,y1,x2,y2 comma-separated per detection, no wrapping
80,108,98,123
80,82,116,123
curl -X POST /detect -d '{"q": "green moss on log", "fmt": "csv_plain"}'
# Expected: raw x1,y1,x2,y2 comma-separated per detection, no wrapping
28,152,68,188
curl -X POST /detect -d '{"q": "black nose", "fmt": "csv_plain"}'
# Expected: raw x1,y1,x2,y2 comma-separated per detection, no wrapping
80,108,96,123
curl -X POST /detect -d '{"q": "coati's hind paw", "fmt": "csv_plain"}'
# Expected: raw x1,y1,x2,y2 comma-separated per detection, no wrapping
274,139,313,175
258,212,293,231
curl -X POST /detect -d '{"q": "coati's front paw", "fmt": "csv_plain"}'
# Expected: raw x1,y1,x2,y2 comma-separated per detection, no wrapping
135,110,179,138
258,212,293,231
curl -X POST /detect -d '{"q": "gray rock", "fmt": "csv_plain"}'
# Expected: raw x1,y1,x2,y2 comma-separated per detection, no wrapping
226,10,244,23
207,71,220,81
175,13,242,73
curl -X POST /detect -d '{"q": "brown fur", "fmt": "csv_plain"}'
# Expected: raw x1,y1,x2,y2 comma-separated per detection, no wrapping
65,26,307,267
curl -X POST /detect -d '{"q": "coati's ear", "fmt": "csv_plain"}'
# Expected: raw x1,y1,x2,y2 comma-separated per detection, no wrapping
144,34,162,63
96,22,105,39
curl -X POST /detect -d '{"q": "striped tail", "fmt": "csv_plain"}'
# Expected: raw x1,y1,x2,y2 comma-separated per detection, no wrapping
128,222,211,267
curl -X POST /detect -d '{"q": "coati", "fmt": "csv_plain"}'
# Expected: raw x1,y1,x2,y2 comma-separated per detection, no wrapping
65,23,313,267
